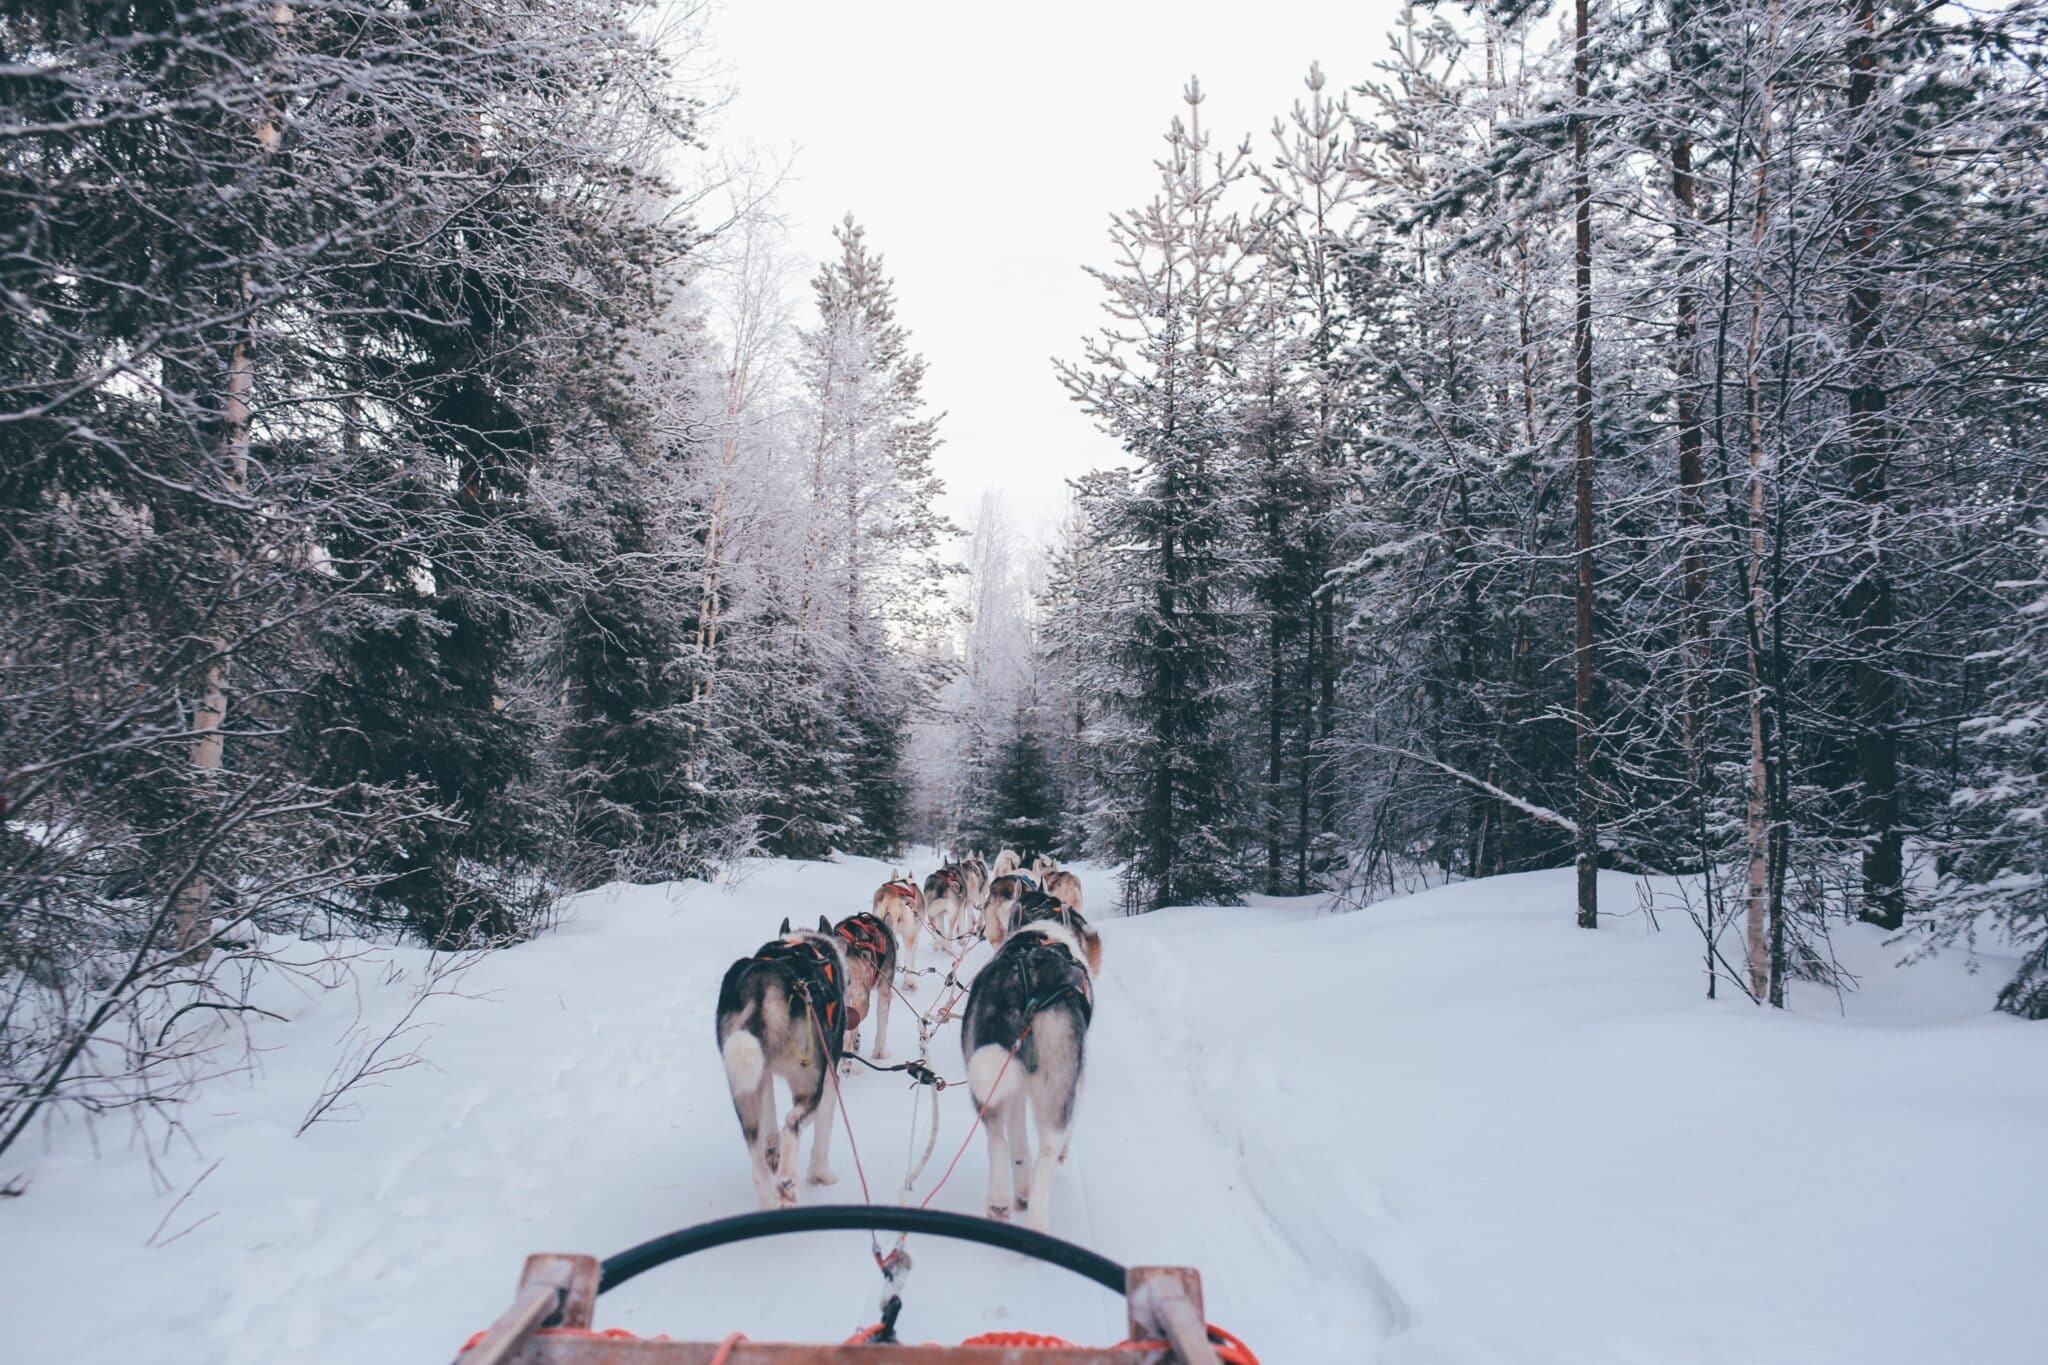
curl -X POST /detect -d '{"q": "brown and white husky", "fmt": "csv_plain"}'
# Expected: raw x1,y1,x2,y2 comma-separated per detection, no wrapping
830,911,898,1066
873,872,926,988
1042,868,1084,916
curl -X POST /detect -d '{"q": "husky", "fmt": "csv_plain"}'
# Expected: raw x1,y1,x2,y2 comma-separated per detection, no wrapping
831,911,898,1065
716,917,848,1208
873,873,926,989
962,911,1095,1231
990,848,1022,880
921,864,969,940
1028,852,1060,880
982,863,1050,933
959,854,991,911
1042,868,1084,917
981,871,1039,944
995,887,1104,978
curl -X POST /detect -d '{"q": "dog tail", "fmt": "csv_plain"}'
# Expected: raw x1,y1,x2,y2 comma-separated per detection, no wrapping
722,1025,766,1095
967,1042,1022,1110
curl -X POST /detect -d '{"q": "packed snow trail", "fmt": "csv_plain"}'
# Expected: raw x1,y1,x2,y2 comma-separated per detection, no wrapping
5,857,2048,1363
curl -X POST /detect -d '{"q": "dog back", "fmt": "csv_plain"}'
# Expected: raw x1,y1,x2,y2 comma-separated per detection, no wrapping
1009,891,1103,977
716,932,849,1062
964,928,1093,1041
832,912,895,982
922,864,967,908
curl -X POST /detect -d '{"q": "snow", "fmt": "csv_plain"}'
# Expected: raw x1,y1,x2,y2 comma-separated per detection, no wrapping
4,858,2046,1363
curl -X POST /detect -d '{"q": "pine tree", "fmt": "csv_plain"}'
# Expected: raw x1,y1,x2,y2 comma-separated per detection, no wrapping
984,720,1066,858
795,217,955,856
1059,81,1259,910
1252,64,1368,892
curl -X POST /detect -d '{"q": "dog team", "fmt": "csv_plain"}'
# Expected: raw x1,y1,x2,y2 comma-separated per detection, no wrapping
713,849,1098,1232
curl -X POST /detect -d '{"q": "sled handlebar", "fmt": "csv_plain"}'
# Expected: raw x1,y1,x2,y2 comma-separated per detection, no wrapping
598,1206,1129,1297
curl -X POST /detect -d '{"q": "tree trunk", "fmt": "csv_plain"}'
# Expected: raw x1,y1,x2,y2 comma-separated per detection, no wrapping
1672,0,1710,829
1671,0,1719,995
1572,0,1600,929
174,299,253,962
1267,499,1284,894
1742,8,1780,1003
1845,0,1904,929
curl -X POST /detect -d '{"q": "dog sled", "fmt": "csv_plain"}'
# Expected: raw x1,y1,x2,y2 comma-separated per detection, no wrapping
455,1206,1257,1365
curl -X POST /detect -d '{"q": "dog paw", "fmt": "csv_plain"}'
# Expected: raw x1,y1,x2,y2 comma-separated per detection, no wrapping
1014,1195,1029,1211
808,1168,838,1187
901,980,919,993
986,1203,1010,1221
776,1178,798,1206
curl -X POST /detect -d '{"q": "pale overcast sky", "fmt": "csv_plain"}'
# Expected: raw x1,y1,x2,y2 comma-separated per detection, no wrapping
702,0,1409,537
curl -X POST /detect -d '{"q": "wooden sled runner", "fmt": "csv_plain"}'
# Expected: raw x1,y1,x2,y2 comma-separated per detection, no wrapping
455,1207,1255,1365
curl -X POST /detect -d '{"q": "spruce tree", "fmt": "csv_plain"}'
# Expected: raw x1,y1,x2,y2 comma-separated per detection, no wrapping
795,217,955,856
1059,82,1258,910
984,722,1065,858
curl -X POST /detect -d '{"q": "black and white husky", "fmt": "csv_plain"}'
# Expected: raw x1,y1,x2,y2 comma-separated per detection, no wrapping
716,917,848,1208
962,909,1096,1232
994,888,1104,978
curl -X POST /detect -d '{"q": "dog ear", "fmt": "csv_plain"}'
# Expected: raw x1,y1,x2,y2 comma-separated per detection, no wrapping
778,916,792,935
818,915,832,934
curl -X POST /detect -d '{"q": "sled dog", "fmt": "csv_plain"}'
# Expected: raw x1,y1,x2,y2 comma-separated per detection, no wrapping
981,871,1039,943
874,873,926,988
1042,868,1084,917
922,864,976,941
831,911,897,1065
997,887,1104,978
1028,852,1060,880
962,910,1095,1232
990,848,1022,879
716,916,848,1208
959,854,991,910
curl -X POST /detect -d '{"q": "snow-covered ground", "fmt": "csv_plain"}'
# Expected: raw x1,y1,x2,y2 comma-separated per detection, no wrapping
4,858,2045,1363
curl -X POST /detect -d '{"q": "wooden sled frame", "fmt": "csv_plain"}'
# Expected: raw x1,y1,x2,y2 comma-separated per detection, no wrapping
456,1209,1223,1365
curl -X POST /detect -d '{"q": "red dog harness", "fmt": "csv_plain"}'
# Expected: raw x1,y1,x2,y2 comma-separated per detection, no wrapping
833,914,893,1026
835,913,891,972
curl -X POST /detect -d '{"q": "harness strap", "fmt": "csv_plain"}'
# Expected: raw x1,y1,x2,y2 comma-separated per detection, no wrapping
758,938,843,1035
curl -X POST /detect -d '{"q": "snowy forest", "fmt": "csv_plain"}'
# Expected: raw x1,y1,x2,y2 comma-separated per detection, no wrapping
6,0,2048,1184
6,1,2048,1359
0,0,978,1155
1044,7,2048,1018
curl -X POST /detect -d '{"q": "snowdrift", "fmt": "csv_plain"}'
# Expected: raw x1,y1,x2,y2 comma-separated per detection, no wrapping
2,858,2043,1363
